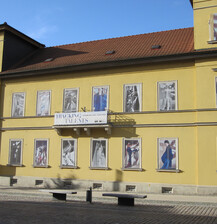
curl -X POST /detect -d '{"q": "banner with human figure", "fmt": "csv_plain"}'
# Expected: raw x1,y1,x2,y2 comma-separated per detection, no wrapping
9,139,23,165
34,139,48,167
158,138,178,170
124,84,141,112
158,81,177,111
61,139,77,167
123,138,141,169
91,139,107,168
92,86,109,111
12,92,25,117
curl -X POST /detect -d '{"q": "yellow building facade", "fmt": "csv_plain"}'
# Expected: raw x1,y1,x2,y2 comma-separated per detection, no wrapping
0,0,216,195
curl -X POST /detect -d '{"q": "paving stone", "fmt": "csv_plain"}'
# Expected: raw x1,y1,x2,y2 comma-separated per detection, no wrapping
0,187,216,224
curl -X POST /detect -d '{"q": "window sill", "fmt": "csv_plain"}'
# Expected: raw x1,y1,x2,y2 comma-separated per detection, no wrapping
7,164,24,167
207,40,217,44
60,165,78,169
156,168,180,173
122,168,143,171
89,167,109,170
32,165,50,168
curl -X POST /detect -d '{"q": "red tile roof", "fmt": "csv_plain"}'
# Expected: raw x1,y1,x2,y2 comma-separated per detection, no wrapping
2,27,194,74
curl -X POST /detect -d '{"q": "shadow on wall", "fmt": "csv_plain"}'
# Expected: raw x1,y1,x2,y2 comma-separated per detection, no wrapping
0,165,17,186
108,112,138,137
44,173,80,189
112,169,123,191
0,165,16,177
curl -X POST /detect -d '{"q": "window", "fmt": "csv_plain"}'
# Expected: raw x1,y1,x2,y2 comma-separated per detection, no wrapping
122,138,141,170
61,139,77,168
209,14,217,41
157,138,179,171
90,139,108,169
63,88,79,112
11,92,25,117
34,139,49,167
157,81,177,111
92,86,109,111
123,83,142,112
9,139,23,166
36,90,51,116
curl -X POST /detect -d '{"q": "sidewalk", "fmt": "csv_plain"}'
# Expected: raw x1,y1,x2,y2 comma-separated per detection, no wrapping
0,186,216,206
0,186,216,224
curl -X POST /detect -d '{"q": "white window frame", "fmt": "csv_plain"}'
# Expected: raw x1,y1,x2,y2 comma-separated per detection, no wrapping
60,138,77,168
90,138,108,169
157,137,179,172
209,13,217,42
62,88,79,113
11,92,26,117
33,139,49,168
36,90,51,116
123,83,142,113
8,139,23,166
92,85,109,112
157,80,178,111
122,138,142,171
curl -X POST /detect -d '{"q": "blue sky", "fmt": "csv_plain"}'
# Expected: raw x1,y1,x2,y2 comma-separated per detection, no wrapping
1,0,193,47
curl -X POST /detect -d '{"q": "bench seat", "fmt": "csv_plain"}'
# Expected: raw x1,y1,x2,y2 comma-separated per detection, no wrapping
40,189,77,201
102,193,147,206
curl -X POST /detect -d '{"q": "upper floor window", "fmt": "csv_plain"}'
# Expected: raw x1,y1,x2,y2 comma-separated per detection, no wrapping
209,14,217,41
11,92,25,117
63,88,79,112
157,81,177,111
36,90,51,116
92,86,109,112
123,83,142,112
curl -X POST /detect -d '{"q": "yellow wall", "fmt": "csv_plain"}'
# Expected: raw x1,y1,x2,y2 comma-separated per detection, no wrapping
0,127,197,185
1,61,195,117
195,58,217,109
0,61,204,186
0,31,4,72
192,0,217,187
193,0,217,49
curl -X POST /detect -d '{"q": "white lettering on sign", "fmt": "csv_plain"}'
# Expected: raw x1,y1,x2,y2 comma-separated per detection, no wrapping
54,111,107,126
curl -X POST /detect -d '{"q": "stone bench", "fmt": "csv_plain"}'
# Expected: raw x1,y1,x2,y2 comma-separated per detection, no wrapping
102,193,147,206
40,189,77,201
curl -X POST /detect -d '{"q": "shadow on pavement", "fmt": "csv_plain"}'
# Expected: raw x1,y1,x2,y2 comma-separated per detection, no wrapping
0,200,216,224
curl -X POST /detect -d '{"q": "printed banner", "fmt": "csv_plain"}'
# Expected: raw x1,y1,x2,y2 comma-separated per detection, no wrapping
54,111,107,126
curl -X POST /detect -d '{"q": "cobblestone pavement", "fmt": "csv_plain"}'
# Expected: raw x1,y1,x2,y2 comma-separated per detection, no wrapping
0,192,216,224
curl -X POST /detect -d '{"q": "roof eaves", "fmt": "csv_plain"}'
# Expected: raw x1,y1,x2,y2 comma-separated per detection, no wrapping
0,51,209,79
0,22,45,48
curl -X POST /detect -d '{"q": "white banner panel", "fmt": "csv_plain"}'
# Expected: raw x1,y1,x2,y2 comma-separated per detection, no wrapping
54,111,107,126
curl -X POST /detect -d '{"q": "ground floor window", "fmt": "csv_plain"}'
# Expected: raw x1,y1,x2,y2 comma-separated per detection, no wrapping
34,139,49,167
90,138,108,169
157,138,178,171
9,139,23,166
61,139,77,168
122,138,141,170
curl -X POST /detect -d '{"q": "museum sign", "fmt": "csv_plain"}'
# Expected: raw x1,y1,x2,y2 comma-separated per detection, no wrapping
54,111,107,126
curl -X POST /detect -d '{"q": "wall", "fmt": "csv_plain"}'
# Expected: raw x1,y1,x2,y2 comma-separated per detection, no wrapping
0,61,201,187
193,0,217,50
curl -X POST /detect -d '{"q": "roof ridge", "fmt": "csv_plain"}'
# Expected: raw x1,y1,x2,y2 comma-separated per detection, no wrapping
50,27,194,49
